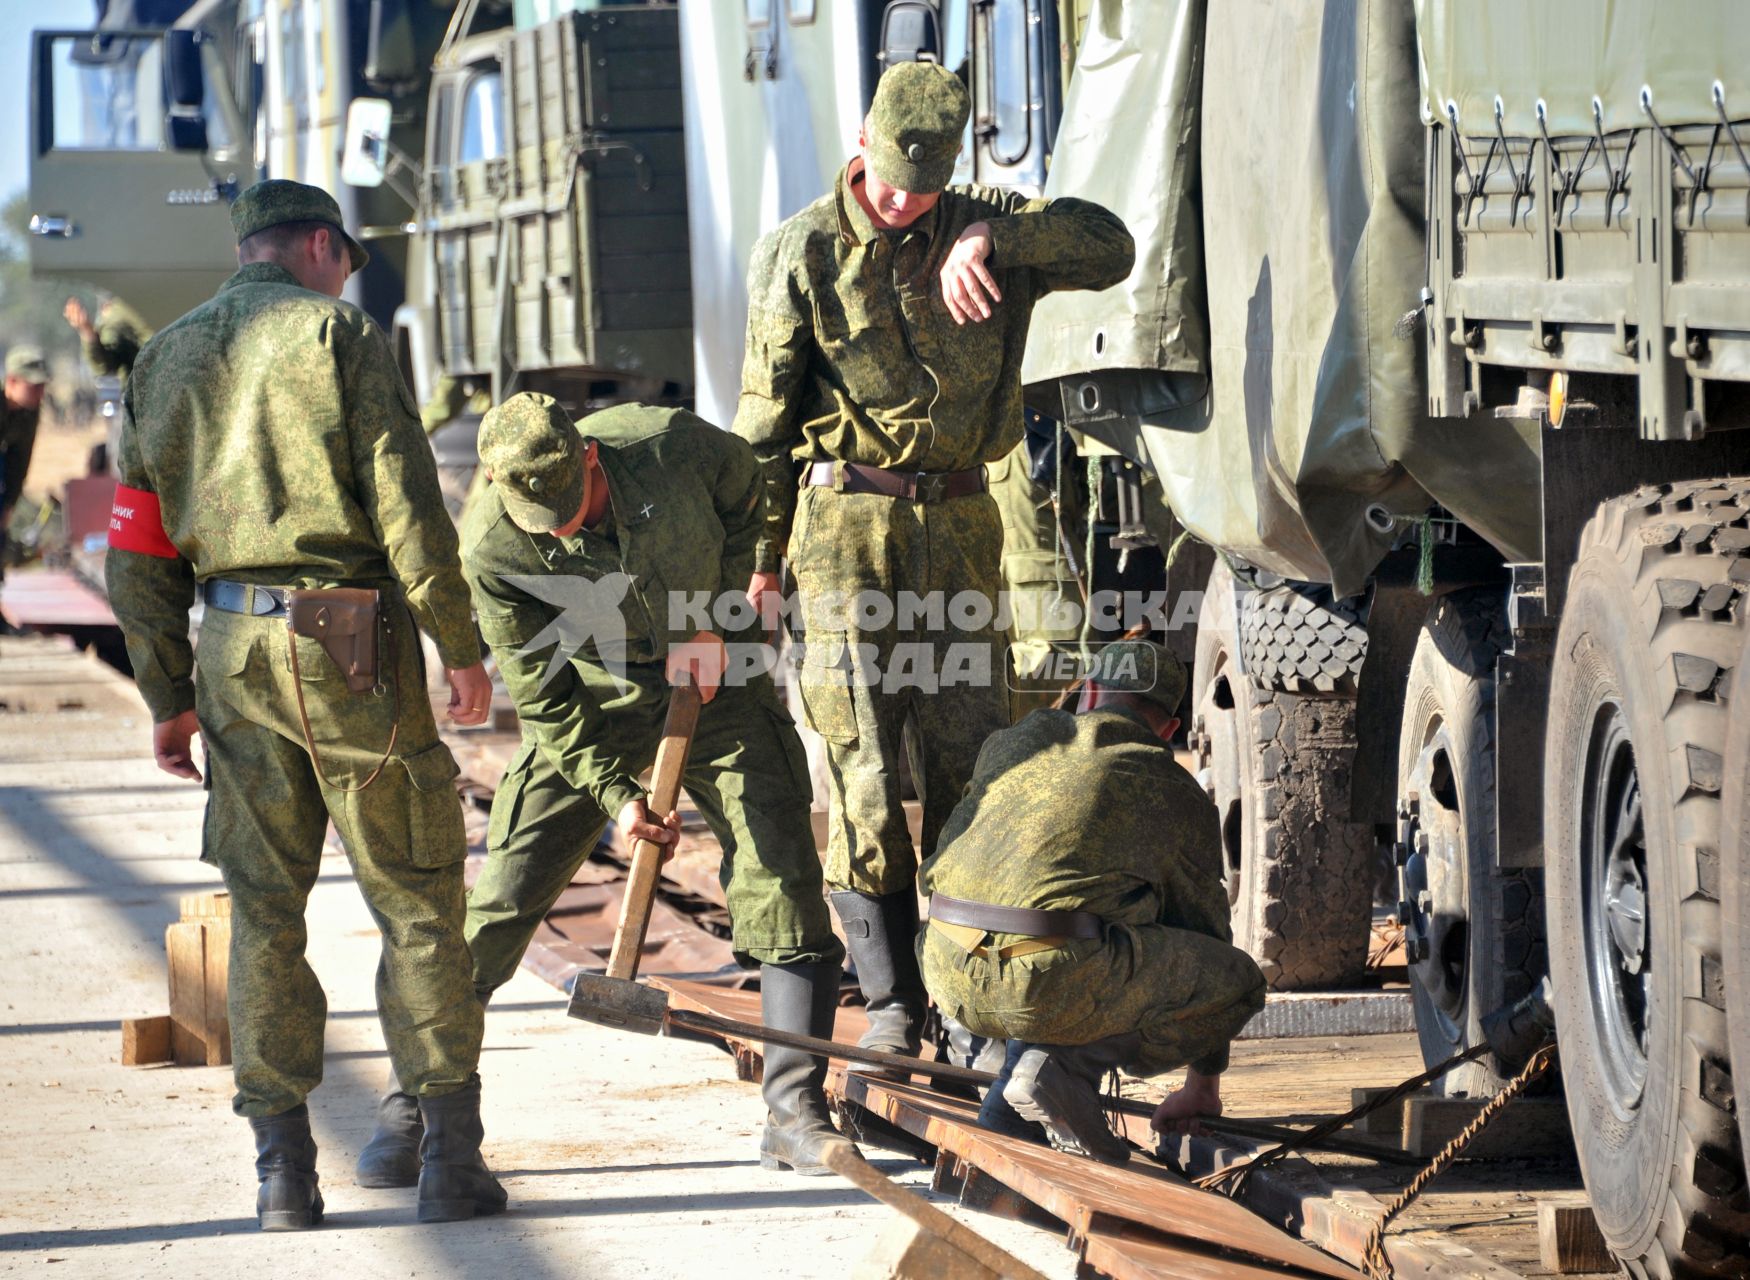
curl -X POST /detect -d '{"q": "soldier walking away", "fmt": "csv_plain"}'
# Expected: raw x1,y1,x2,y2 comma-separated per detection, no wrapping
919,640,1266,1164
733,60,1135,1067
104,179,507,1229
1,346,51,601
356,392,854,1182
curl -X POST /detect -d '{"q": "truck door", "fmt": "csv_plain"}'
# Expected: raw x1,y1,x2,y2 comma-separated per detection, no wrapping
28,28,244,329
427,57,506,379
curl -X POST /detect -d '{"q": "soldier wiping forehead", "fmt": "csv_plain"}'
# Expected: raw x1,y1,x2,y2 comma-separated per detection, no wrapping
1,345,50,597
919,641,1266,1164
105,179,506,1230
733,61,1135,1067
355,392,855,1181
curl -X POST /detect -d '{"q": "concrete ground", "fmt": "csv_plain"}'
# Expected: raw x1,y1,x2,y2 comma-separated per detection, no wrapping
0,635,1075,1279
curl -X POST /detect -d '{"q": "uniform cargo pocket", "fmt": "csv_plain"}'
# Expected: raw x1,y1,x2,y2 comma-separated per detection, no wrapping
798,630,860,746
401,741,466,868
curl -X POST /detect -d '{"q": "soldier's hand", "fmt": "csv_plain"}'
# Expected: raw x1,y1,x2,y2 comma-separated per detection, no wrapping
445,662,493,726
940,221,1000,324
747,571,783,644
666,629,727,704
153,710,203,782
63,297,95,340
1149,1068,1224,1139
618,797,682,864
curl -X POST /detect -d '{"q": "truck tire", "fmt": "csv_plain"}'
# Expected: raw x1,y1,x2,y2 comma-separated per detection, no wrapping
1239,581,1370,694
1191,561,1374,990
1396,587,1546,1097
1721,600,1750,1180
1545,479,1750,1278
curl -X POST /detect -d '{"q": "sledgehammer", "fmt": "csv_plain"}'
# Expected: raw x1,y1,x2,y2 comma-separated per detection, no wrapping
567,673,701,1020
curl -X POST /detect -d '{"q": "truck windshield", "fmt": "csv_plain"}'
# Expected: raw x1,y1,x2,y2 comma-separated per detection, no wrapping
42,32,233,152
459,70,503,164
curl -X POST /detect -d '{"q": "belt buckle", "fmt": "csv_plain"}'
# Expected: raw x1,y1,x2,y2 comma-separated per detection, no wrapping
913,472,946,502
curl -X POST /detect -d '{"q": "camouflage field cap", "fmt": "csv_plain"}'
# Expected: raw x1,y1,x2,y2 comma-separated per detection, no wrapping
478,392,585,533
5,345,50,385
230,179,369,273
1086,639,1187,717
865,61,970,194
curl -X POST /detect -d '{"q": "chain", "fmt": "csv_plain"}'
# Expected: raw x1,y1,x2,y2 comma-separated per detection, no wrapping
1359,1044,1559,1280
1194,1042,1488,1196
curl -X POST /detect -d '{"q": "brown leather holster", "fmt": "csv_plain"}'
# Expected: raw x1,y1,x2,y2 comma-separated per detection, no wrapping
286,587,380,694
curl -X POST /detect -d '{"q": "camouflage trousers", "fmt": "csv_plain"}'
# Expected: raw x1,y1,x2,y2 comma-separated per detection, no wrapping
194,602,482,1118
467,669,842,989
920,919,1266,1076
790,484,1011,895
986,441,1084,722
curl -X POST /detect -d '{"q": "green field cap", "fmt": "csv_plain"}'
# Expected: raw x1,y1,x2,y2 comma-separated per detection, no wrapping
5,345,50,384
230,179,369,272
866,61,969,194
1088,639,1186,716
478,392,585,533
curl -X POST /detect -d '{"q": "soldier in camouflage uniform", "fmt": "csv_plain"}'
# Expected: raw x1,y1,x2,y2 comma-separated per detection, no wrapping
358,392,853,1180
1,346,50,559
920,640,1266,1164
64,296,152,381
105,180,507,1229
734,61,1134,1063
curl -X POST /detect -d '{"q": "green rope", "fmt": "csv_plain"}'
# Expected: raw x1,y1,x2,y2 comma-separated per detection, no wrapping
1164,526,1194,573
1416,514,1436,596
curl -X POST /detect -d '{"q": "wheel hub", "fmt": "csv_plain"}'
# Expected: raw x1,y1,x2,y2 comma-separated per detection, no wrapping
1582,704,1650,1108
1396,738,1470,1037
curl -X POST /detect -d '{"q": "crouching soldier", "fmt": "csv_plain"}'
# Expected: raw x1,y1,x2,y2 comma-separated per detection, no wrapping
918,641,1266,1164
356,393,852,1181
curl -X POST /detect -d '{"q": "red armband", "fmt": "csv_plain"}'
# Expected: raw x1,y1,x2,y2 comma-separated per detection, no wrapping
108,485,180,559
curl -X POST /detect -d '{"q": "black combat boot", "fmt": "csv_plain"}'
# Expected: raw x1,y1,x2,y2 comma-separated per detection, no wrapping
758,961,859,1175
250,1104,324,1231
1002,1033,1142,1166
355,1074,422,1189
830,890,928,1070
357,989,492,1189
976,1039,1048,1146
415,1076,509,1223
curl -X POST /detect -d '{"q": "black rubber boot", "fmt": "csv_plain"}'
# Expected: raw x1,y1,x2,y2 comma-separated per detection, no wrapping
250,1104,324,1231
356,1074,422,1189
758,961,859,1175
976,1039,1048,1146
1003,1034,1141,1166
416,1076,508,1223
830,890,927,1070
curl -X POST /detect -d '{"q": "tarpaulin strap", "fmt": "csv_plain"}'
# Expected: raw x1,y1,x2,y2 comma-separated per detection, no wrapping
108,485,179,559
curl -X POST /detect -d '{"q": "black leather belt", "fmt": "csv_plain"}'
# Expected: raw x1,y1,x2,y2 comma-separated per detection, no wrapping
203,579,289,618
805,460,987,503
927,893,1103,940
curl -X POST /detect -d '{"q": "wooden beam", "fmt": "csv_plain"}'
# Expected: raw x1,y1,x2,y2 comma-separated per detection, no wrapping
166,921,208,1066
1538,1203,1614,1274
121,1015,172,1066
1402,1095,1573,1160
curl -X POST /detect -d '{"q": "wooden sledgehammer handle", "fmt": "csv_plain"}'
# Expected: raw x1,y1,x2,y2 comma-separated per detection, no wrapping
605,675,702,981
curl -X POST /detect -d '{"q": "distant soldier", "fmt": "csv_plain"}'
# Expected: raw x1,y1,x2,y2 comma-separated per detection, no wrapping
919,641,1265,1164
1,346,51,554
64,296,152,381
105,179,506,1229
419,372,492,436
734,61,1135,1064
355,392,853,1182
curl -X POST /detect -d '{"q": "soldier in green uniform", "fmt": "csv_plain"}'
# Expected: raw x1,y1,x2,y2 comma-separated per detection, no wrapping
734,61,1135,1063
357,392,853,1182
64,296,152,381
1,346,50,568
105,180,507,1229
920,640,1266,1164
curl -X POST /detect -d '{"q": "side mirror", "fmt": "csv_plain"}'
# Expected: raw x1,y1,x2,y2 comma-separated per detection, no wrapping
164,30,209,151
341,97,395,188
365,0,419,92
880,0,940,65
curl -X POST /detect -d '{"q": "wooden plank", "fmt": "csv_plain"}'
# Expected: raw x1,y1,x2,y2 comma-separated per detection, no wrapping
166,921,208,1066
1537,1203,1613,1274
1402,1096,1573,1160
201,917,232,1067
121,1015,172,1066
178,891,230,920
1080,1221,1316,1280
852,1216,999,1280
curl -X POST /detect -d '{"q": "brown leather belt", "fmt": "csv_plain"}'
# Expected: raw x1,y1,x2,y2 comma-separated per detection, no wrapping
927,892,1103,940
805,460,987,503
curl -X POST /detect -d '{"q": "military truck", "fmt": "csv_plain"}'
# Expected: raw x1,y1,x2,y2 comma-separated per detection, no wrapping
26,0,450,331
1025,1,1750,1273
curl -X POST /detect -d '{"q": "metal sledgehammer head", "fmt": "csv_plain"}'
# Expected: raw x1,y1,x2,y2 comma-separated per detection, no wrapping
1480,975,1556,1070
567,973,670,1035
